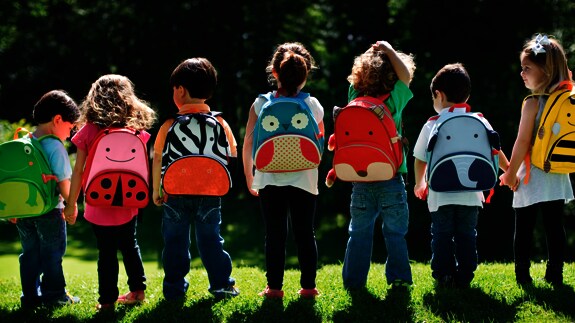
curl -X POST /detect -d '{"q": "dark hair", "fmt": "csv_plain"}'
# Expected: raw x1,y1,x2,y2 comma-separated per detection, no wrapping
430,63,471,103
266,42,317,97
33,90,80,124
170,57,217,100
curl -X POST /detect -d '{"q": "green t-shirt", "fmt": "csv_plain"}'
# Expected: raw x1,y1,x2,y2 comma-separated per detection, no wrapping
347,81,413,173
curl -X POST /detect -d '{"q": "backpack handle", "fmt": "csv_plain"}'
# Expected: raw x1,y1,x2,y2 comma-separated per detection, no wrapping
13,127,32,140
447,103,471,113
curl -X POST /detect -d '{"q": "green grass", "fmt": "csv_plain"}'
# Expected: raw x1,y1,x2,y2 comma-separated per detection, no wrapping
0,255,573,323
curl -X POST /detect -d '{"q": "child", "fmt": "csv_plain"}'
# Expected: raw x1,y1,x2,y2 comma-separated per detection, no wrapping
499,34,573,286
152,58,239,300
242,42,324,298
412,63,509,288
14,90,80,308
341,40,415,291
64,74,156,310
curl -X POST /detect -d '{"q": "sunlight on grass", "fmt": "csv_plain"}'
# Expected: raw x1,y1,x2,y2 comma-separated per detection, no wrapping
0,256,573,322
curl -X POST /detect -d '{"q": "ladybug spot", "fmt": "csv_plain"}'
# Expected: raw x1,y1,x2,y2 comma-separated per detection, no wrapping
126,192,133,198
128,179,136,188
90,192,99,199
104,194,112,200
136,191,147,201
100,178,113,189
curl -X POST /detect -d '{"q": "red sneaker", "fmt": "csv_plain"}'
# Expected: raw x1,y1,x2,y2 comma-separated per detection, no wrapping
258,286,284,299
117,290,145,305
297,288,319,298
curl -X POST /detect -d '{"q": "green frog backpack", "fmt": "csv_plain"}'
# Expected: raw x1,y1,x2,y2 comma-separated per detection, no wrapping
0,128,60,219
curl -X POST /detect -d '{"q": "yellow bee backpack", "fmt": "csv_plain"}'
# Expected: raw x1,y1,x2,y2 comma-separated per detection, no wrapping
529,81,575,175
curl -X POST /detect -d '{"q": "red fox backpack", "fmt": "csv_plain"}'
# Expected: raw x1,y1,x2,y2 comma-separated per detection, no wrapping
82,128,150,208
0,127,60,219
524,81,575,183
325,94,403,187
161,112,234,197
252,91,324,173
425,104,501,199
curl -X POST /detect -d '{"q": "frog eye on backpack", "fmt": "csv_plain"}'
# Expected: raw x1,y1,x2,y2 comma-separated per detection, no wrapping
24,145,32,154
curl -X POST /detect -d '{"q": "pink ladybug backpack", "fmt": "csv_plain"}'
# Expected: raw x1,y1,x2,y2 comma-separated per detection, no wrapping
82,128,149,208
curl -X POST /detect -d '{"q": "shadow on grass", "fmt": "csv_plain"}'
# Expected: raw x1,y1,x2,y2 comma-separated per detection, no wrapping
331,287,414,323
520,282,575,320
422,286,517,322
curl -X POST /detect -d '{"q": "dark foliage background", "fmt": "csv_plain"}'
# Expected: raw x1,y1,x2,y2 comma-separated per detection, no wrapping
1,0,575,267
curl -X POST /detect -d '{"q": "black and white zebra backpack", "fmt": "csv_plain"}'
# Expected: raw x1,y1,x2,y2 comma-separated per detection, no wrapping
161,112,233,197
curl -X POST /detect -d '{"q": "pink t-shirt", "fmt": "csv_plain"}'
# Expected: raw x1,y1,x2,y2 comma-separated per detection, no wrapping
72,123,151,226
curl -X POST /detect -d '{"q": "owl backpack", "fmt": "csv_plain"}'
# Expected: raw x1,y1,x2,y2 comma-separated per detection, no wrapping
325,95,403,187
161,112,234,197
82,128,149,208
252,91,324,173
0,128,59,219
425,104,501,196
527,81,575,177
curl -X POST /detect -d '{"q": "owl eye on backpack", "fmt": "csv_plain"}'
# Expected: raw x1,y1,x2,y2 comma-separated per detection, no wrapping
161,112,234,197
0,127,60,219
82,128,150,208
252,91,324,173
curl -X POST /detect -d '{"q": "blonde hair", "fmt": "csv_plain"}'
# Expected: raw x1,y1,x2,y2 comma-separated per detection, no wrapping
521,34,573,94
347,47,415,97
79,74,156,130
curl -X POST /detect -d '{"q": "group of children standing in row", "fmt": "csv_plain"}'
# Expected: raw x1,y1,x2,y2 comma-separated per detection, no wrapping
11,32,572,311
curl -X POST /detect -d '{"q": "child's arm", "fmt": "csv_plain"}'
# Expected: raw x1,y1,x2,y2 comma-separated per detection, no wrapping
373,40,412,86
242,104,259,197
413,158,428,200
498,150,510,172
152,122,170,206
64,148,87,224
499,98,539,191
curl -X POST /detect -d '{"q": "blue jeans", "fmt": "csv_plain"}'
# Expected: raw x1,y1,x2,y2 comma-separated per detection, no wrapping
91,217,146,304
161,196,234,299
16,208,68,305
430,205,478,286
258,185,318,290
342,175,412,289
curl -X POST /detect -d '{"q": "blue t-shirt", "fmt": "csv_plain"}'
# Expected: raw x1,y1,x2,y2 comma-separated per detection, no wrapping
38,136,71,208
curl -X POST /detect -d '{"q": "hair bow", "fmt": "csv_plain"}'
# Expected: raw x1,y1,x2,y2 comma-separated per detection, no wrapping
532,34,550,55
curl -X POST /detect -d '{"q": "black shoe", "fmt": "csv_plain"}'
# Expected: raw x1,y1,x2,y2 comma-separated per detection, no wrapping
435,275,455,289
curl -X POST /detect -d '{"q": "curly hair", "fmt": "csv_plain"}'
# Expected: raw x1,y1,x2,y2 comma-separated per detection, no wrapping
521,34,572,94
347,47,415,97
79,74,156,130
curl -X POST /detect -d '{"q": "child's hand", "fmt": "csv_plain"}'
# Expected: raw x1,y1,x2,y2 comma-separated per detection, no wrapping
153,190,166,206
499,172,519,191
413,182,428,200
63,203,77,225
373,40,393,53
